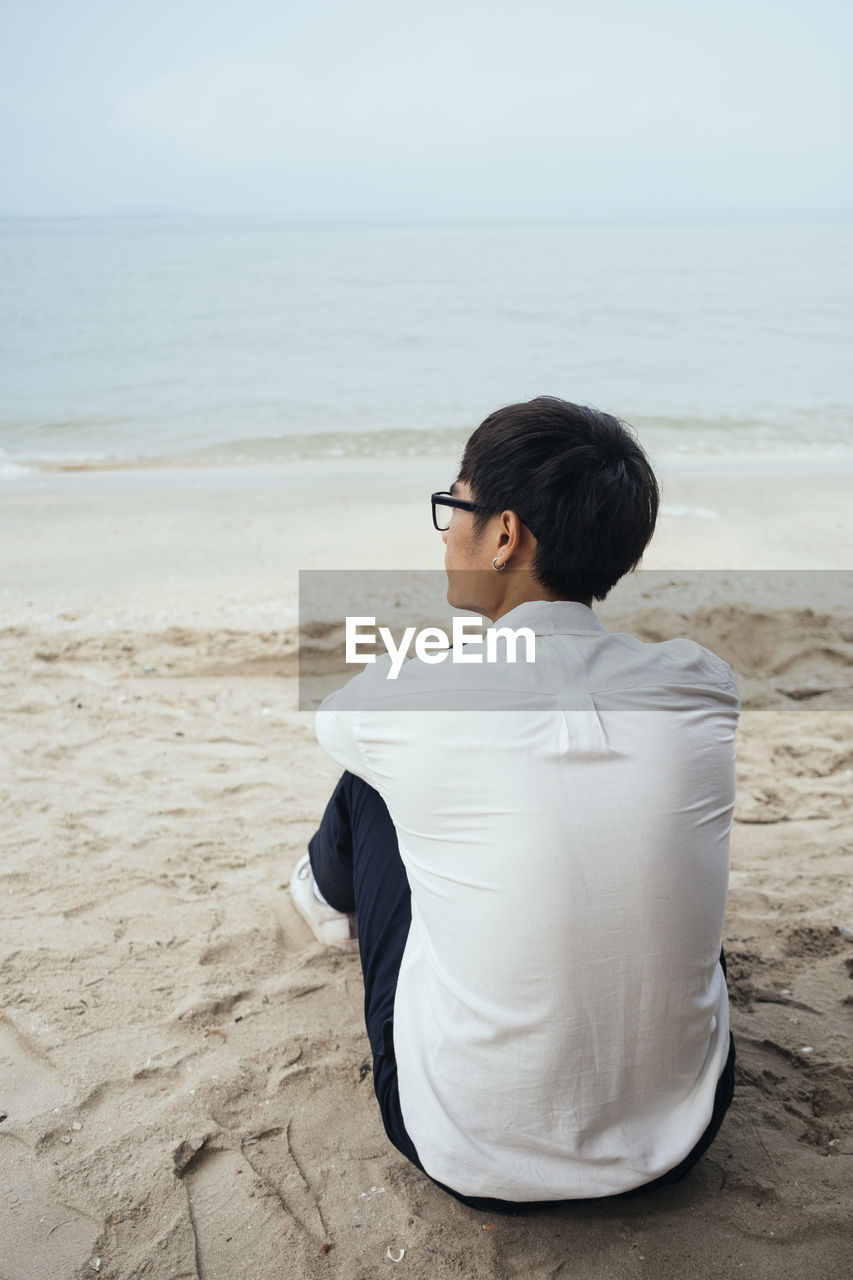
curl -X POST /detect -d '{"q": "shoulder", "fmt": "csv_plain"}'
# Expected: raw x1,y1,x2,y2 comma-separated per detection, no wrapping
656,636,737,686
584,629,740,708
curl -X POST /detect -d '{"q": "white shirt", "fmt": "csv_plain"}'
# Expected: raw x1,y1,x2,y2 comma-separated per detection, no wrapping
315,599,739,1200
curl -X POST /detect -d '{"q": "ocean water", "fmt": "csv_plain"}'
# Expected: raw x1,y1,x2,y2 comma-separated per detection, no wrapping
2,213,852,474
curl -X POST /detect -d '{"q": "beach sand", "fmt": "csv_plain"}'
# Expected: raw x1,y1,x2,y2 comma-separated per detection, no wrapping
1,462,852,1279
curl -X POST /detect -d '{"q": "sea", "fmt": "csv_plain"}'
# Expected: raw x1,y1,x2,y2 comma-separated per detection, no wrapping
2,212,852,478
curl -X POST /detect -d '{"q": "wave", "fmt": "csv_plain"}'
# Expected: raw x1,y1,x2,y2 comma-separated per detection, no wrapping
2,410,852,473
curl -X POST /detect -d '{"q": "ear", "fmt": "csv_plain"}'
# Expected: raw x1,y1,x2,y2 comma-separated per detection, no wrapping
498,509,523,555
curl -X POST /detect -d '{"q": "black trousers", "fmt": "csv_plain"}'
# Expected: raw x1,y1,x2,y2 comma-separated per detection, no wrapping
308,770,736,1212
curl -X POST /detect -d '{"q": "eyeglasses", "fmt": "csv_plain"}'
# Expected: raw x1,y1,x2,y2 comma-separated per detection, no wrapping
431,491,487,532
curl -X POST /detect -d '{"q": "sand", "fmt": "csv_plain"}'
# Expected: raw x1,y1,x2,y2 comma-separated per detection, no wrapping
1,460,852,1279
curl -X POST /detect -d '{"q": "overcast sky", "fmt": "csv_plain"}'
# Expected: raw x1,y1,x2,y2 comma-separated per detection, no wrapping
1,0,850,217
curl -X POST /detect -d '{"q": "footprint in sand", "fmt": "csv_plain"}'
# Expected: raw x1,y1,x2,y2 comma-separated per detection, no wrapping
180,1140,322,1279
0,1015,66,1126
2,1146,100,1280
0,1017,99,1280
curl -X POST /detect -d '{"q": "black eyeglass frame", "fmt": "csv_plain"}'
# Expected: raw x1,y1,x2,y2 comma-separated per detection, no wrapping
430,491,489,532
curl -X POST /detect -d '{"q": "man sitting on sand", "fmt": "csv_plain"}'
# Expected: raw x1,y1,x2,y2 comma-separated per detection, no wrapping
291,396,739,1207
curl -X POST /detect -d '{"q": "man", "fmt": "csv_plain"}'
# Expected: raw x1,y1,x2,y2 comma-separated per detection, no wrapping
291,397,738,1207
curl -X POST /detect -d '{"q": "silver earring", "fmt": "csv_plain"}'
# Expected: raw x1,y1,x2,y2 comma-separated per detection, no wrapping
492,558,506,571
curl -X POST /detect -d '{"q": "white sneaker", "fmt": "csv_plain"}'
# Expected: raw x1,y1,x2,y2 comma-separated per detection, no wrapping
289,854,359,954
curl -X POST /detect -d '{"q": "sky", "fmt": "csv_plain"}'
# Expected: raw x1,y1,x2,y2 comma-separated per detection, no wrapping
1,0,851,218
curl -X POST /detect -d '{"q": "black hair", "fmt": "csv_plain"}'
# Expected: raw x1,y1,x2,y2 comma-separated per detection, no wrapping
457,396,659,602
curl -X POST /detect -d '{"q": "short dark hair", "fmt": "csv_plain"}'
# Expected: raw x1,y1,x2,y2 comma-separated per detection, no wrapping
457,396,659,602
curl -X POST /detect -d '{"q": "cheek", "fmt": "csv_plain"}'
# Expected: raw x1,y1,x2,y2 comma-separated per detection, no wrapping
446,520,466,560
445,516,478,566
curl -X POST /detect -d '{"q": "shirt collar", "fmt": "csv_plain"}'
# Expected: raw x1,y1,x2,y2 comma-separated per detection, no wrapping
490,599,607,637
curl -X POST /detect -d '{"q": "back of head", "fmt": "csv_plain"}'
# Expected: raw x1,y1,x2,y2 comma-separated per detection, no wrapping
458,396,660,602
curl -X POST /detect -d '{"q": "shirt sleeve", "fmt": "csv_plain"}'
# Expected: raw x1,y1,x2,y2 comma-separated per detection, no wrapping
314,653,395,782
